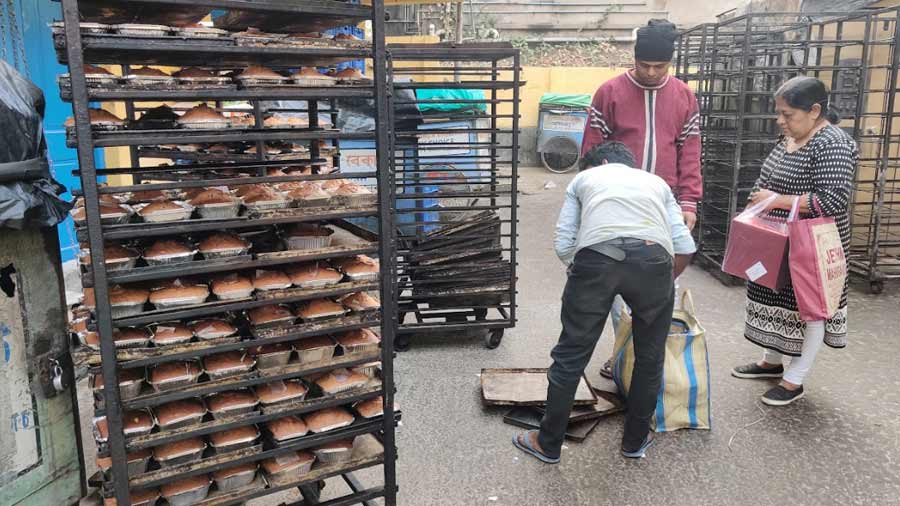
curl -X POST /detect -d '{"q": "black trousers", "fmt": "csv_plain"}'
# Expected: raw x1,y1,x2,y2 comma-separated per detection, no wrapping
538,243,675,456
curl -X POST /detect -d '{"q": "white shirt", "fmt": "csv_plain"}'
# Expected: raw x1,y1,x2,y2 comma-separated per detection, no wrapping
554,163,697,265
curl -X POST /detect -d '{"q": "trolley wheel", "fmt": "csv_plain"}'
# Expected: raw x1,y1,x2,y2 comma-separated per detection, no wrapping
870,281,884,295
396,335,411,352
485,330,504,349
540,151,579,174
297,480,324,501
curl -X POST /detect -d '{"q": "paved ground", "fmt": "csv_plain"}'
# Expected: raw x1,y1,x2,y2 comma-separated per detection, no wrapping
75,165,900,505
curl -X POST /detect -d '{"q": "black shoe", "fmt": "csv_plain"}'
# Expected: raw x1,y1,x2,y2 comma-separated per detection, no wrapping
622,434,654,458
762,385,805,406
731,362,784,379
599,359,614,379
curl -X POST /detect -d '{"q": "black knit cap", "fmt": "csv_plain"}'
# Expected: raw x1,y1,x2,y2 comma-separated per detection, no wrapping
635,19,677,62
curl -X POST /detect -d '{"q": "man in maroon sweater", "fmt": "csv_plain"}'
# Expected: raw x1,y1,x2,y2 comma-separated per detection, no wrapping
581,19,702,229
582,19,703,379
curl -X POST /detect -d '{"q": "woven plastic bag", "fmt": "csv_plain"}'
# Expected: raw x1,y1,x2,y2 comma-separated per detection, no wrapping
612,291,711,432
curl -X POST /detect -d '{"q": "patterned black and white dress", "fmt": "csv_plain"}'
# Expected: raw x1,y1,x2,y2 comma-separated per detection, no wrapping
744,124,857,356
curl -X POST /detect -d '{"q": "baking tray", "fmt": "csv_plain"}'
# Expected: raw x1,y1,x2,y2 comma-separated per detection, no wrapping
502,407,602,443
532,390,624,421
480,368,598,407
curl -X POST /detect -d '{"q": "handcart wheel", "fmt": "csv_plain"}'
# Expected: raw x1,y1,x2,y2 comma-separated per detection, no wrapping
540,151,579,174
396,335,411,352
870,281,884,295
485,330,504,349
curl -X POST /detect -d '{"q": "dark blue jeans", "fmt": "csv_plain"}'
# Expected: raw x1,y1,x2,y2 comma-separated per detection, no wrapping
538,242,675,456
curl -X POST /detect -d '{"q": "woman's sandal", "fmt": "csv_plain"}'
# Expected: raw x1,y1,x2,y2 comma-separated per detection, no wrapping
512,430,560,464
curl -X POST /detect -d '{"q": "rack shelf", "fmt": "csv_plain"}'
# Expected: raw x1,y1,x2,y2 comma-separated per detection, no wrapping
112,353,382,412
72,0,373,24
120,387,385,453
133,148,319,163
57,34,371,68
83,244,376,287
65,86,373,102
81,172,371,194
111,282,379,328
67,128,373,148
124,417,391,491
75,206,378,241
75,313,379,370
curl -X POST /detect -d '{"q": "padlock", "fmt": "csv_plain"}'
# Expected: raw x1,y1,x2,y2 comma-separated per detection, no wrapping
51,358,66,393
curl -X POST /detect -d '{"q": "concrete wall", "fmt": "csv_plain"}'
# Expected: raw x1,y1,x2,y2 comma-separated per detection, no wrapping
665,0,748,27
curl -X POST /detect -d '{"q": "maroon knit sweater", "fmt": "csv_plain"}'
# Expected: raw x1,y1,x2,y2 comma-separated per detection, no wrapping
580,71,702,213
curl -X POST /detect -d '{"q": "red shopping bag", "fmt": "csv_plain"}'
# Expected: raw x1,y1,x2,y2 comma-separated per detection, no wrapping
722,195,798,291
789,198,846,321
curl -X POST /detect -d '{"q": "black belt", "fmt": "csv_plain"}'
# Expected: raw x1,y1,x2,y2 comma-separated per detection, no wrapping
587,238,654,261
0,157,50,183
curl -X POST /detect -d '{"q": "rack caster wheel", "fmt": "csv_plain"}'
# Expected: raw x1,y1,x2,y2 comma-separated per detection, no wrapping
298,480,324,502
485,330,503,349
396,336,411,352
870,281,884,294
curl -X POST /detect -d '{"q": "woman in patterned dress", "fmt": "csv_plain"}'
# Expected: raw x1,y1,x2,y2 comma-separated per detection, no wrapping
731,76,857,406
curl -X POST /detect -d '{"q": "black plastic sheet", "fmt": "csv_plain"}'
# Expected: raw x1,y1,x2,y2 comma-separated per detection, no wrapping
0,60,72,229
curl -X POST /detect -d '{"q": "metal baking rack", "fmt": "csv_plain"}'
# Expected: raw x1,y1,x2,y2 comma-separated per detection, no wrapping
58,0,398,504
387,43,521,350
676,8,900,293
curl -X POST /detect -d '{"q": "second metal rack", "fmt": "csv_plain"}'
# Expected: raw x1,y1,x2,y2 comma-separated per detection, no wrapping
388,43,521,350
676,9,900,293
